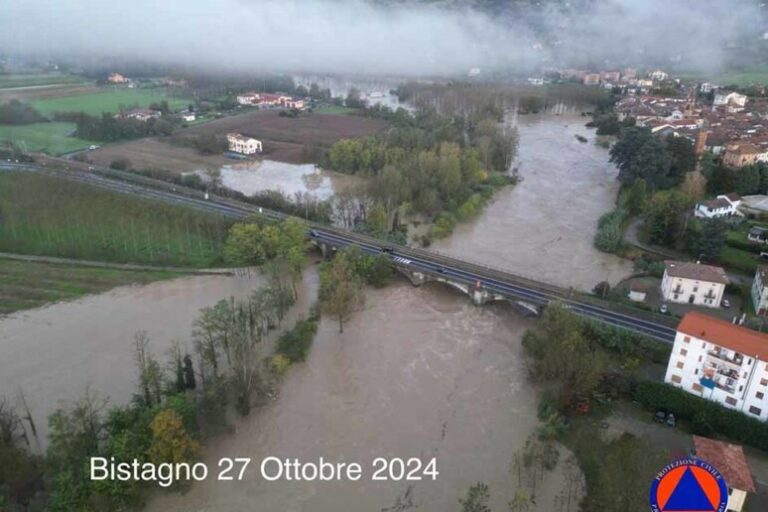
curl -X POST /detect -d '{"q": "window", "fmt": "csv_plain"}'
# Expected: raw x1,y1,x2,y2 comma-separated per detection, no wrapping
671,375,682,384
692,383,703,392
726,397,737,406
674,294,679,300
684,336,691,343
698,355,703,362
695,369,699,375
693,286,699,292
680,348,688,356
676,361,685,369
749,406,762,416
761,378,768,386
757,392,765,400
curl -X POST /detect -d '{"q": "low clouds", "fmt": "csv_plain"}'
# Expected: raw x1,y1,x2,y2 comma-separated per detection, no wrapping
1,0,766,76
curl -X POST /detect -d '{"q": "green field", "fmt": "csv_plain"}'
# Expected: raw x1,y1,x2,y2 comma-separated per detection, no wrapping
0,122,99,154
0,258,177,315
30,88,191,116
0,73,85,89
313,105,357,115
0,173,233,266
678,67,768,87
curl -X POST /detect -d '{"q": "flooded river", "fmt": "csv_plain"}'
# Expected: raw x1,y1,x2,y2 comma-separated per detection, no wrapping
0,270,318,444
148,283,572,512
432,111,632,291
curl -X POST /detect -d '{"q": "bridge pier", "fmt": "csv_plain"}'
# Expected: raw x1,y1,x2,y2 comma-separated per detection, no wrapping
471,289,491,306
400,270,427,286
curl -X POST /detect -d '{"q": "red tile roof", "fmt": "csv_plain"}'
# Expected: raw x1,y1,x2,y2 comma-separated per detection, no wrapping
693,436,756,493
677,312,768,361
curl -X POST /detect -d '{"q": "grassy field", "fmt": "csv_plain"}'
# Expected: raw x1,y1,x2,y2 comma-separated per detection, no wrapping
0,259,177,315
0,73,85,89
313,105,358,115
0,122,99,154
30,88,191,116
678,67,768,87
0,172,233,267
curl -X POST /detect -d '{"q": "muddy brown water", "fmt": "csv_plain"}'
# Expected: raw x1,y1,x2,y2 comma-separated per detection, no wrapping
432,111,633,291
0,112,625,510
147,283,573,512
0,270,319,445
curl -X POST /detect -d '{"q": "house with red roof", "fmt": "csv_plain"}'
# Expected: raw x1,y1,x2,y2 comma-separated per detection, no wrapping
693,435,755,512
665,312,768,421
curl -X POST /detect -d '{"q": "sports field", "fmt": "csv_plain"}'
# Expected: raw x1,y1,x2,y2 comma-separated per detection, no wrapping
30,88,191,116
0,122,99,154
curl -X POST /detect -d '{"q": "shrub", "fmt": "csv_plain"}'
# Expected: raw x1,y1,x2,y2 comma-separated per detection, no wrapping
275,315,319,363
634,381,768,451
271,354,291,376
594,209,626,254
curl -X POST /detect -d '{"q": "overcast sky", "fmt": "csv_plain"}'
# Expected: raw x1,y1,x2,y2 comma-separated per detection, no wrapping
1,0,765,76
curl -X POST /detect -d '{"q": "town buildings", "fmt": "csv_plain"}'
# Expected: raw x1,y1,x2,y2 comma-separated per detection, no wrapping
664,312,768,421
661,261,729,308
107,72,127,84
714,91,748,113
694,193,742,219
723,142,768,168
226,133,262,155
236,92,261,106
236,92,305,109
692,436,755,512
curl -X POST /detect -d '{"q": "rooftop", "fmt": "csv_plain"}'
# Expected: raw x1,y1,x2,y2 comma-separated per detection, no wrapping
692,436,755,493
664,260,729,284
678,311,768,362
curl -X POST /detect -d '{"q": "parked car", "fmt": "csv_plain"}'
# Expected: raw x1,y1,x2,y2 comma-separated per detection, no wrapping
659,303,669,314
722,299,731,308
654,410,667,423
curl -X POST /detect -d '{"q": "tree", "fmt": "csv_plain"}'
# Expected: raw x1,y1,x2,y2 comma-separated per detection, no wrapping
686,219,728,261
133,332,163,407
593,281,611,298
147,409,198,465
734,164,761,195
345,87,364,108
459,482,491,512
320,249,365,333
646,190,693,247
664,135,696,184
625,178,648,215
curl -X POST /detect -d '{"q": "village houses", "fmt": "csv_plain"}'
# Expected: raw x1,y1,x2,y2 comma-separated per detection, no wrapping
661,261,729,308
107,72,128,84
226,133,262,155
664,311,768,422
115,108,161,122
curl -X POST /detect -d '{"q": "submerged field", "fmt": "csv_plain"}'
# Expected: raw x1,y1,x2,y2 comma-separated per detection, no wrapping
0,122,98,154
29,88,191,116
0,172,233,266
0,258,177,315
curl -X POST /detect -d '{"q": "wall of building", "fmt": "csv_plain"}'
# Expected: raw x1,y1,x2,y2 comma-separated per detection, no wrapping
661,273,725,308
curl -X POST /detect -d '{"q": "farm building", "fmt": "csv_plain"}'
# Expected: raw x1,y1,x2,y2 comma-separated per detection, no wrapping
227,133,262,155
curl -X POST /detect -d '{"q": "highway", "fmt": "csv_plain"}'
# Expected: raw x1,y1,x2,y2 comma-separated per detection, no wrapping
1,163,679,343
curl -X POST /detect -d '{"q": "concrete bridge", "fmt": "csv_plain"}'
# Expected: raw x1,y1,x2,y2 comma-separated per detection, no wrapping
3,163,679,343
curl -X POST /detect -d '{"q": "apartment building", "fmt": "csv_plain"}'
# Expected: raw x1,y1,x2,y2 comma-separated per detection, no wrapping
664,312,768,421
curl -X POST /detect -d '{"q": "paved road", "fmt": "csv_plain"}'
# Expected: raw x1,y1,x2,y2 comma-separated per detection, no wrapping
1,162,679,343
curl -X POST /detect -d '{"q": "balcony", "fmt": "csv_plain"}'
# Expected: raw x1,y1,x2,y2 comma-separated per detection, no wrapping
708,349,743,367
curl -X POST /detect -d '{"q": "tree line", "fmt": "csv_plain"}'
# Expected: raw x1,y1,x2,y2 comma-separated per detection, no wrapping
0,100,46,125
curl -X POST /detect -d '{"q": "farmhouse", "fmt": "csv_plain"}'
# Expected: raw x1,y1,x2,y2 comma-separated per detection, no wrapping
660,260,728,308
226,133,262,155
694,193,741,219
107,72,128,84
236,92,261,106
692,436,755,512
116,108,161,122
664,311,768,421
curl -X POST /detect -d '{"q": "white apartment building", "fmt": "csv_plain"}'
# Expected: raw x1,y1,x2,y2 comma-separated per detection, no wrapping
752,266,768,317
714,91,748,112
661,261,729,308
664,311,768,421
226,133,262,155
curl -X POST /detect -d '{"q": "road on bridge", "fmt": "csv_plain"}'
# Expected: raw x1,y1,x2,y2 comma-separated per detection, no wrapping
0,162,679,343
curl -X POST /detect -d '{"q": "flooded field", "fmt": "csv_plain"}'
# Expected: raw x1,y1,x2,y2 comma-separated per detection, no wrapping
432,111,632,291
220,160,358,200
0,269,318,444
148,282,573,512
